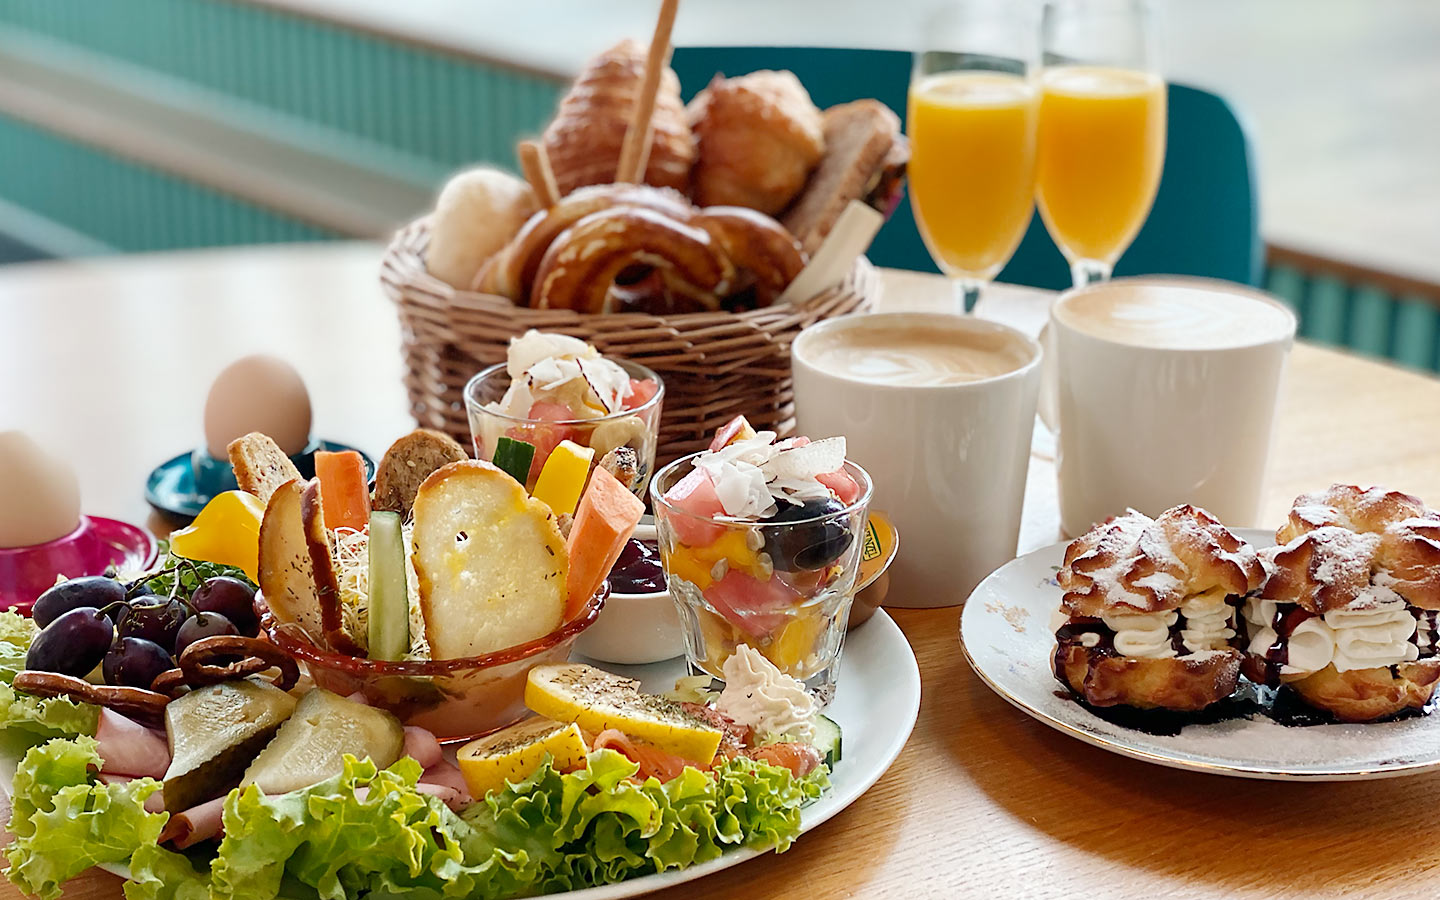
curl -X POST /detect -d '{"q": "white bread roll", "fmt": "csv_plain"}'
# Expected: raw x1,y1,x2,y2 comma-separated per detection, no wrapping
426,168,538,290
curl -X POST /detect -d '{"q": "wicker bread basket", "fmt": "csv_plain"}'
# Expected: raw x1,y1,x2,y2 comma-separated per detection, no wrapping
380,219,877,464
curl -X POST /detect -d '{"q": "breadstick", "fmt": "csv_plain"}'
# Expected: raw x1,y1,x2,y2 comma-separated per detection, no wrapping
518,140,560,208
616,0,680,184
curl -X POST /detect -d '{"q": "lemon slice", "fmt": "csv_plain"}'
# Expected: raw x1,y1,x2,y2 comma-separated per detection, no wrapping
526,663,723,763
456,717,589,798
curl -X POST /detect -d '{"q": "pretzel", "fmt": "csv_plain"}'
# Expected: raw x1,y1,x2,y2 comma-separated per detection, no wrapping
533,205,733,313
150,667,191,698
178,635,300,691
13,671,170,728
472,183,692,300
693,207,806,308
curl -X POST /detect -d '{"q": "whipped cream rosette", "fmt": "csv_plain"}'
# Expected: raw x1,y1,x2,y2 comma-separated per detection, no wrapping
1242,484,1440,721
1053,504,1265,711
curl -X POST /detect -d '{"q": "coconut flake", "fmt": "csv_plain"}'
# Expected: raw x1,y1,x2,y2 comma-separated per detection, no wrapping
505,330,593,379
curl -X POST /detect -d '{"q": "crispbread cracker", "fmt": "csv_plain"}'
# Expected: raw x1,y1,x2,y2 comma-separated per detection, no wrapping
228,432,303,503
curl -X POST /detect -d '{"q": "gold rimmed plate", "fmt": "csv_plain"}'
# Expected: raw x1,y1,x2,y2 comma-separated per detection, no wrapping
960,529,1440,781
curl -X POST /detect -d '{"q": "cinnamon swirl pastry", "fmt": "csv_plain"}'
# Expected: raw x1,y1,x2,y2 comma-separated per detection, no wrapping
1242,485,1440,721
1053,505,1264,711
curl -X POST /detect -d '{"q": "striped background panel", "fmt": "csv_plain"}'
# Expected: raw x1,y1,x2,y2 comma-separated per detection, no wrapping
1265,266,1440,371
0,114,334,252
0,0,564,170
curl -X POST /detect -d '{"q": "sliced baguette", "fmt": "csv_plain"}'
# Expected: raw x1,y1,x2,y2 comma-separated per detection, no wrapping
229,432,303,503
525,663,722,763
411,461,567,659
257,479,328,646
372,429,469,516
298,479,362,655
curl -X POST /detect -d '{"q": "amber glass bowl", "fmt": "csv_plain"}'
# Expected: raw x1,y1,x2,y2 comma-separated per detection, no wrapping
258,589,605,741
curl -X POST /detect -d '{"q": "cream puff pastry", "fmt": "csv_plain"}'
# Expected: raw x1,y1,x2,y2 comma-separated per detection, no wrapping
1242,485,1440,722
1054,505,1265,711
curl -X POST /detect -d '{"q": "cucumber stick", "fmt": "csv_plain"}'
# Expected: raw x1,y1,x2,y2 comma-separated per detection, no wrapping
367,510,409,661
492,437,536,486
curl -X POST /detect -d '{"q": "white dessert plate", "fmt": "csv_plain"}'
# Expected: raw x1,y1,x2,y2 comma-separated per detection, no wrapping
961,529,1440,781
0,610,920,899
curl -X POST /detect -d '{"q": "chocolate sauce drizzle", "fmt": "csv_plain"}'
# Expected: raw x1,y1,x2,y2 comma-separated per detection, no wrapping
1052,599,1440,738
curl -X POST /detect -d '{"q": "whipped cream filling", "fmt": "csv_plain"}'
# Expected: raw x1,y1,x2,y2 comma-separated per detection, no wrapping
716,644,816,741
1244,590,1420,674
1094,592,1235,659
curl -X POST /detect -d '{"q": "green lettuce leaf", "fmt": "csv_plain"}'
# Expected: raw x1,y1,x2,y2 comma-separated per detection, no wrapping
0,610,38,686
5,740,827,900
0,611,99,740
461,748,828,894
5,736,168,900
0,682,99,740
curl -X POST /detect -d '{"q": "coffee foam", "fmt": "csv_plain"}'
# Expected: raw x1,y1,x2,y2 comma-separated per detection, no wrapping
1055,280,1294,350
799,321,1031,386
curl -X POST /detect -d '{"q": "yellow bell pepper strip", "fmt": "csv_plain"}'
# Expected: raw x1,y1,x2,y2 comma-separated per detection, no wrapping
168,490,265,581
531,440,595,516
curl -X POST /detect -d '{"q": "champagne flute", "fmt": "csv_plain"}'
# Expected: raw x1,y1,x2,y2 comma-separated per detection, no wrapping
908,1,1040,313
1036,0,1166,286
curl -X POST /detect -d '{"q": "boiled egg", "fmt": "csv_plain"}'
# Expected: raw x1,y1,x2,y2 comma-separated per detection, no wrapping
203,355,312,458
0,431,82,548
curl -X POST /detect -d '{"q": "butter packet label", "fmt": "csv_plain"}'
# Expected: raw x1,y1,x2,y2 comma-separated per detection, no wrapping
855,511,898,591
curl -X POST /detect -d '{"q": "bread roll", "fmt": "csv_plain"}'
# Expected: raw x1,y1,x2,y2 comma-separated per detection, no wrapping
426,168,538,289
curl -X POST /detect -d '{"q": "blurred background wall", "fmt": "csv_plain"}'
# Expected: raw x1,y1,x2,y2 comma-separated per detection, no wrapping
0,0,1435,366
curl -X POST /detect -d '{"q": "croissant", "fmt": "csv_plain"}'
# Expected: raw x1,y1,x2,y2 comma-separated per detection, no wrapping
541,39,695,196
688,70,825,215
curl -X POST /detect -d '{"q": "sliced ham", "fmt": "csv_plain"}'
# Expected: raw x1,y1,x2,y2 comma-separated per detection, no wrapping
96,773,166,813
416,782,468,811
419,760,472,809
158,796,226,849
95,709,170,778
402,726,443,769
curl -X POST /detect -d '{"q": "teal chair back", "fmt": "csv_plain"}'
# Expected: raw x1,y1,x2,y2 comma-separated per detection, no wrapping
672,46,1262,288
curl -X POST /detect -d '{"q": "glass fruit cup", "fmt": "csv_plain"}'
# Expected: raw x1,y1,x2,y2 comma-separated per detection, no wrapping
651,455,873,705
464,358,664,500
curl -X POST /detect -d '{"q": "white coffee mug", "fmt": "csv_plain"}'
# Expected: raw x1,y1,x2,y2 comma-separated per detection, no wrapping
1042,276,1297,537
792,312,1042,607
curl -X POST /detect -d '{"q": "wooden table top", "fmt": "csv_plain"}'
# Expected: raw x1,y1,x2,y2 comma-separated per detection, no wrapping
3,245,1440,899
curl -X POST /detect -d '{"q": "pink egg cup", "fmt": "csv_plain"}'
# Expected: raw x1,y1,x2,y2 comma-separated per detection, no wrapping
0,517,158,614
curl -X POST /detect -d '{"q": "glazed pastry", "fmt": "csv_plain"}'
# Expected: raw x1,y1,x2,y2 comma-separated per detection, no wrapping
1053,505,1264,711
540,39,695,196
688,70,825,215
1241,485,1440,721
425,167,538,289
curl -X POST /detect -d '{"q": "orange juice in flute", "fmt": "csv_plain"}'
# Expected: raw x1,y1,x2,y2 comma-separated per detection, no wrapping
1036,66,1165,281
1037,0,1166,285
908,0,1039,313
908,72,1038,311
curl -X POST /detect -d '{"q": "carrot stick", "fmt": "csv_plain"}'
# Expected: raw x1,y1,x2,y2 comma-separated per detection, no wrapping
314,450,371,531
616,0,680,184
